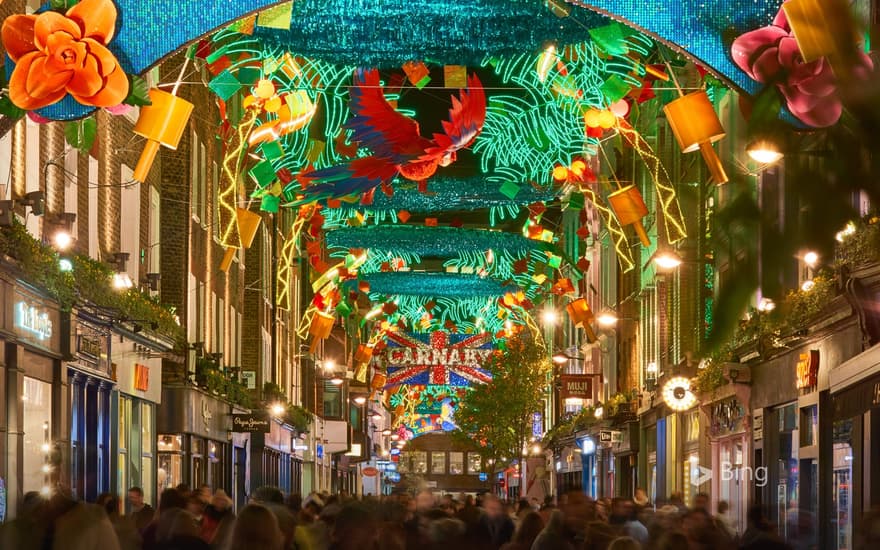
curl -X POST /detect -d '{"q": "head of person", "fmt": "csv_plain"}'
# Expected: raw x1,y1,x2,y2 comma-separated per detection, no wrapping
608,536,642,550
158,488,187,513
512,511,544,545
128,486,145,509
717,500,729,515
197,484,212,504
482,494,504,518
415,490,435,513
693,493,710,512
302,493,324,520
252,485,285,505
186,494,205,516
211,488,233,512
97,493,120,517
229,504,283,550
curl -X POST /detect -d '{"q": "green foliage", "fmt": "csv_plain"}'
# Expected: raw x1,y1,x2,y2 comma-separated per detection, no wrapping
834,216,880,269
0,221,183,344
196,357,253,408
262,382,312,432
124,75,153,107
0,96,26,120
452,334,551,469
64,117,98,152
694,360,726,395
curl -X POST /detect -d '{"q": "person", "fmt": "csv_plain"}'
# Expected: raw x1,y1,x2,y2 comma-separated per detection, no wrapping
608,536,642,550
128,486,155,531
329,502,382,550
633,488,649,508
481,493,515,548
227,503,283,550
253,485,298,549
740,505,789,549
716,500,736,540
500,510,544,550
98,493,142,550
693,493,711,514
531,509,573,550
142,488,188,550
199,488,235,548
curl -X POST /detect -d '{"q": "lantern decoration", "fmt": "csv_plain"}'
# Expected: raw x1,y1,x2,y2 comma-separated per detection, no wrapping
782,0,856,65
566,298,597,343
219,208,263,272
133,88,194,182
354,343,375,366
663,91,727,185
309,311,335,352
607,185,650,247
662,376,698,411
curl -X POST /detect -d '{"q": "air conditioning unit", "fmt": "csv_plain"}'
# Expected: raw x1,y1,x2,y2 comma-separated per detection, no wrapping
722,363,751,384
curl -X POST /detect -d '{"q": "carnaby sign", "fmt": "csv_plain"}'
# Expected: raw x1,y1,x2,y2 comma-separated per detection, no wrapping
232,413,271,433
383,331,494,387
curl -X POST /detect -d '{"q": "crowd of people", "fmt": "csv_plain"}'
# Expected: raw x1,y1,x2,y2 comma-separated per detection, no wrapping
1,484,880,550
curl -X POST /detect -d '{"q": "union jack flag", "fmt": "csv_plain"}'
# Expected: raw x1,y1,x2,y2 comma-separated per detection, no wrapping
384,331,493,387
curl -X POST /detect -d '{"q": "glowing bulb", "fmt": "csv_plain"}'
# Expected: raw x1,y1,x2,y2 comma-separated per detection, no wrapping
541,309,559,325
41,442,51,453
270,403,286,416
801,280,815,292
757,298,776,312
40,486,51,497
596,311,618,327
746,140,784,165
329,377,344,386
42,464,51,473
594,407,604,419
836,222,856,242
662,376,697,412
113,272,134,289
654,251,682,269
353,396,367,405
803,251,819,268
53,230,73,250
323,359,336,371
382,429,392,436
532,444,542,455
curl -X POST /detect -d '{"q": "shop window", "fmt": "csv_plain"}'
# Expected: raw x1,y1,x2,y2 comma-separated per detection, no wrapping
410,451,427,473
323,380,343,419
158,434,184,493
467,452,482,474
431,452,446,474
23,377,52,494
449,452,464,474
832,419,853,550
799,406,818,447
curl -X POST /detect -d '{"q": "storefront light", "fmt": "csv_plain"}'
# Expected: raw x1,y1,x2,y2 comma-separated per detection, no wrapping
581,437,596,455
329,376,344,386
270,403,286,416
662,376,698,412
353,396,367,405
41,442,51,453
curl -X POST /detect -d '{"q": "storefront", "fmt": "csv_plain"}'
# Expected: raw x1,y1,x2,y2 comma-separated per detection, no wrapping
66,311,115,503
829,343,880,550
249,418,295,493
706,390,749,535
112,329,168,509
157,386,233,495
0,279,64,520
639,405,666,505
609,422,639,499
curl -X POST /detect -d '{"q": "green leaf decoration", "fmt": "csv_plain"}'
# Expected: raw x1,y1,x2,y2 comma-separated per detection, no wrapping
124,74,152,107
64,117,97,153
50,0,79,10
0,96,26,121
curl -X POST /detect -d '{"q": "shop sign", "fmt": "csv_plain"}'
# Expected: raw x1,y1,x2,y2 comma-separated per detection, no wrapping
710,397,746,437
362,467,379,477
383,331,493,387
560,375,592,400
134,364,150,391
479,473,488,482
232,413,271,433
316,444,324,459
796,350,819,390
389,448,401,456
753,414,763,441
599,430,622,444
387,472,401,483
532,412,543,437
78,335,102,360
15,301,52,340
241,370,256,390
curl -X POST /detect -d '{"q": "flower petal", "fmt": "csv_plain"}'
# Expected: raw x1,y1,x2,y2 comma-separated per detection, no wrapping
1,14,37,62
81,38,118,77
66,52,103,98
73,64,129,107
751,47,782,83
45,34,88,72
34,12,81,51
730,26,787,76
26,54,73,99
9,51,68,110
67,0,118,44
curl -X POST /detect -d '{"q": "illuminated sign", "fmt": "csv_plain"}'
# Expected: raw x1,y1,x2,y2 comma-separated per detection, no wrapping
581,437,596,455
796,350,819,390
560,375,593,400
383,332,493,387
15,302,52,340
232,413,271,433
134,364,150,392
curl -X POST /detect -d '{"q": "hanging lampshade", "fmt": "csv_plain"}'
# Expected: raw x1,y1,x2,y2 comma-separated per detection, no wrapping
133,89,194,182
663,91,728,184
566,298,597,343
370,372,387,391
237,208,263,249
607,185,650,246
354,343,375,366
309,311,335,352
783,0,856,64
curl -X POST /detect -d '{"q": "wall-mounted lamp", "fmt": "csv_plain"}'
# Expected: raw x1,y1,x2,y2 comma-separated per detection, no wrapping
144,272,161,292
20,191,44,217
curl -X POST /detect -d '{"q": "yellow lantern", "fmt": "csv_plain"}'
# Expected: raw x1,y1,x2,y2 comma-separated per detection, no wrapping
219,208,263,273
663,91,728,184
607,185,650,247
566,298,597,343
309,311,335,352
133,89,194,182
783,0,857,64
354,343,375,366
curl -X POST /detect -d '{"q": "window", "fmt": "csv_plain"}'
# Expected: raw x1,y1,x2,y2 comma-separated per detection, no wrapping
120,164,140,283
25,117,40,238
684,411,700,443
63,148,78,233
410,451,427,474
23,377,52,493
190,131,207,224
88,156,98,258
467,453,482,474
449,452,464,474
431,452,446,474
0,125,11,200
800,405,818,447
149,185,160,275
322,380,342,419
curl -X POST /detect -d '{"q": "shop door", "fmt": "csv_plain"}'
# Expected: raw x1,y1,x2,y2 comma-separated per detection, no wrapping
234,446,247,512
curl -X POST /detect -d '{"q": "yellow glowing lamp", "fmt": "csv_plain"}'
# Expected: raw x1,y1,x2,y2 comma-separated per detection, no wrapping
309,311,335,352
133,89,194,182
219,208,263,273
566,298,597,342
607,185,650,247
783,0,857,64
663,91,728,184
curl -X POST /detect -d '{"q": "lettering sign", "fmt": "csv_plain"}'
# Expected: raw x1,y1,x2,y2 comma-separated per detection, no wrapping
796,350,819,390
134,364,150,392
232,413,271,433
560,375,593,400
362,467,379,477
241,370,256,390
383,331,493,387
15,302,52,340
78,336,102,360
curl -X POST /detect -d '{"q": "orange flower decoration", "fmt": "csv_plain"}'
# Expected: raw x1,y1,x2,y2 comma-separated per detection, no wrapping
1,0,128,110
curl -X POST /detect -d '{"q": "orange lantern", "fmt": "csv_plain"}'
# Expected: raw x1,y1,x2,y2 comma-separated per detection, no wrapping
354,343,375,366
607,185,650,247
133,89,194,182
308,311,335,352
566,297,597,342
220,208,264,272
663,91,728,185
370,372,387,391
783,0,856,64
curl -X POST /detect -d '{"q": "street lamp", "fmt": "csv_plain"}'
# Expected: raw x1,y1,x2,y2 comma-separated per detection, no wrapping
746,138,784,165
270,403,286,416
595,311,619,327
353,396,367,405
540,308,559,325
552,350,584,364
653,250,683,270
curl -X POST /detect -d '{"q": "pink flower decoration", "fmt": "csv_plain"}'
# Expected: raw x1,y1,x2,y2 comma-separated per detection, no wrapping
731,5,872,127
